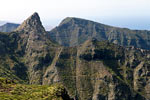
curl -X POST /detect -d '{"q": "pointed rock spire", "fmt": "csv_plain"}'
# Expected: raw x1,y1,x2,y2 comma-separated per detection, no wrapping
15,12,45,34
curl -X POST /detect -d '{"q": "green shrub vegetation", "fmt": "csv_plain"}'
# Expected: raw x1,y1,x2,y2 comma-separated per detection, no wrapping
0,77,72,100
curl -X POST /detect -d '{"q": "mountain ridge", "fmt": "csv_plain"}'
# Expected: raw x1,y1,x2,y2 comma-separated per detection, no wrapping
49,17,150,50
0,12,150,100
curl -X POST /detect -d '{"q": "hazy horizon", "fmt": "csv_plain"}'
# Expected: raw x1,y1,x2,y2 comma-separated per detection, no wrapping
1,0,150,30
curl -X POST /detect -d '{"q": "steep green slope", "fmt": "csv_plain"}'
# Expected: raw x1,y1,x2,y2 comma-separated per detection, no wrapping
0,32,27,83
49,17,150,50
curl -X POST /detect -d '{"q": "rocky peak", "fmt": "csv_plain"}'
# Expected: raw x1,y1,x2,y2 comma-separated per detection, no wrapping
59,17,74,26
59,17,89,26
15,12,45,34
59,17,100,26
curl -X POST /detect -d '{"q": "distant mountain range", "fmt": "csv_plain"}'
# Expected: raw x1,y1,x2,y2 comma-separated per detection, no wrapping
0,13,150,100
0,23,19,32
0,21,6,26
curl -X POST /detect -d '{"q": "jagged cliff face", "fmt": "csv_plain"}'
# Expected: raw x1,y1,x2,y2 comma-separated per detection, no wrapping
41,39,150,100
1,13,150,100
49,17,150,50
0,13,59,84
14,12,60,84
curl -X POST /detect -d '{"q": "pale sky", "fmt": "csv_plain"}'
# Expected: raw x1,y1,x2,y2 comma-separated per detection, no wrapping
1,0,150,30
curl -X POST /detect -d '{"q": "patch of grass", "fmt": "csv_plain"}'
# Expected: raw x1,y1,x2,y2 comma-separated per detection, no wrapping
0,77,72,100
